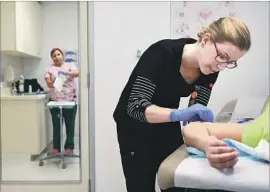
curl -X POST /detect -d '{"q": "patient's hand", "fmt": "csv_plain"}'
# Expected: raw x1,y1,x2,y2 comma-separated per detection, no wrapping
205,136,238,169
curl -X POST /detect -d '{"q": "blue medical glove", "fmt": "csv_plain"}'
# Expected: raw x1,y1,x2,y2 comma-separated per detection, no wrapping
170,103,214,123
183,114,204,126
58,71,67,76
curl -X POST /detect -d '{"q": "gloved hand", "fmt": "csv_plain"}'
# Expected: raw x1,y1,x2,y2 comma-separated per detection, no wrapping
58,71,67,76
183,114,202,126
170,103,214,123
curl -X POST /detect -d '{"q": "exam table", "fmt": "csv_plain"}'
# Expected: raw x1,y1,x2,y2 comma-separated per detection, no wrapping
157,97,270,192
157,144,269,192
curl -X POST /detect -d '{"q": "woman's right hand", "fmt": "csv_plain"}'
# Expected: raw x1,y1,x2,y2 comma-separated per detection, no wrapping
46,78,54,88
170,104,214,123
205,136,238,169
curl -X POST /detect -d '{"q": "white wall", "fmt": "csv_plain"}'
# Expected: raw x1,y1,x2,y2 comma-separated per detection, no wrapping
207,1,269,113
92,2,269,192
93,2,171,192
175,1,270,113
24,2,78,83
23,1,80,137
2,56,24,84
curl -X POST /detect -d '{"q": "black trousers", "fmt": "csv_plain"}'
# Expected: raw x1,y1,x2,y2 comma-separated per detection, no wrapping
117,121,186,192
49,104,77,150
117,122,232,192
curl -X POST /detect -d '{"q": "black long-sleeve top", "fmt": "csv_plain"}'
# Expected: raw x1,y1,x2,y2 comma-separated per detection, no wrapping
113,38,219,129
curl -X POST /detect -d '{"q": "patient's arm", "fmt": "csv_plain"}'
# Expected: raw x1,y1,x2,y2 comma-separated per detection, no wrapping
182,122,244,152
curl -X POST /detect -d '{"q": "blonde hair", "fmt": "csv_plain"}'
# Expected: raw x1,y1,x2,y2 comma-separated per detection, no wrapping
197,17,251,51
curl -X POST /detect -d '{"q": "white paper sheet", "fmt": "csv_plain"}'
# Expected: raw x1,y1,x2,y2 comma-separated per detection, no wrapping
174,157,270,192
53,74,66,92
255,140,270,161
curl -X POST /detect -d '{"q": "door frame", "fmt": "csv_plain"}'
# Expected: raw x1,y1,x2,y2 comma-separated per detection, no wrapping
87,2,96,192
1,2,90,192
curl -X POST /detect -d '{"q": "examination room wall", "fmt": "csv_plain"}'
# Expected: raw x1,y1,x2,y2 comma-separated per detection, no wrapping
92,2,269,192
23,1,80,137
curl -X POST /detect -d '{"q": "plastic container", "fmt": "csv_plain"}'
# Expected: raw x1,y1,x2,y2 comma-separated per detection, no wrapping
19,83,24,93
28,85,32,93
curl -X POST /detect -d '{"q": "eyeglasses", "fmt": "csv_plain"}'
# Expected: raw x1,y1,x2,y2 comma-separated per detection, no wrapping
213,42,238,69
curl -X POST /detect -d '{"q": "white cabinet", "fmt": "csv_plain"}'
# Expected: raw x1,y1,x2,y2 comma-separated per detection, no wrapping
0,95,50,155
0,1,42,58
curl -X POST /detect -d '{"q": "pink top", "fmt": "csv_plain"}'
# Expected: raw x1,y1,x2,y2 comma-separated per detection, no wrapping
44,62,77,101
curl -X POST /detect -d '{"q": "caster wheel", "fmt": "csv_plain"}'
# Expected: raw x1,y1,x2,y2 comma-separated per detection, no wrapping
39,161,44,166
30,155,38,161
61,163,67,169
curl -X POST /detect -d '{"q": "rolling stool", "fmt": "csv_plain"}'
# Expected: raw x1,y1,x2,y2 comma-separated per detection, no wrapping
39,101,80,169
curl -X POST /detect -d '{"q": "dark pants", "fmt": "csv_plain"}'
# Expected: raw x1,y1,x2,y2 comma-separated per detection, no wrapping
50,104,77,150
120,149,185,192
117,121,186,192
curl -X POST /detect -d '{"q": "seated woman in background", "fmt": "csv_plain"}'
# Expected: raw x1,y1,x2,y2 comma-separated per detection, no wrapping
182,97,269,169
44,48,79,154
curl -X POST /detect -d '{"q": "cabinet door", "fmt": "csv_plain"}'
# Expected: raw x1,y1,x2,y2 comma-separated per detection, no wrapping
0,2,16,52
1,99,39,154
0,1,42,58
16,1,42,57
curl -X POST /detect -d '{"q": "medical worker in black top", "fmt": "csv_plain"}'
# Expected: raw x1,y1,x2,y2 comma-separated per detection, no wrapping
113,17,251,192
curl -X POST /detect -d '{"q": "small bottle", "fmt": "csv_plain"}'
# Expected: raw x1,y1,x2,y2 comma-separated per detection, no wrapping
19,80,24,93
28,85,32,93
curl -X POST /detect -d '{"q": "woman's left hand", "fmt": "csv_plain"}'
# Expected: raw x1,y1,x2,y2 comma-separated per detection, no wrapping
66,69,79,78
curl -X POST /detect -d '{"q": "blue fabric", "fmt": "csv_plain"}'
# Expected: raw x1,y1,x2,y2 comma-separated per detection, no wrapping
65,58,76,63
237,117,254,124
65,50,76,55
186,139,267,162
58,71,67,76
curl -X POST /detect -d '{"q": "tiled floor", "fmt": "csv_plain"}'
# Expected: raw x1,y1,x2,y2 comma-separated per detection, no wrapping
1,137,81,182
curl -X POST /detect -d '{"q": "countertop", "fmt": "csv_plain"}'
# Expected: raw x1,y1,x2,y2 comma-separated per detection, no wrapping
1,87,48,100
1,94,48,100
